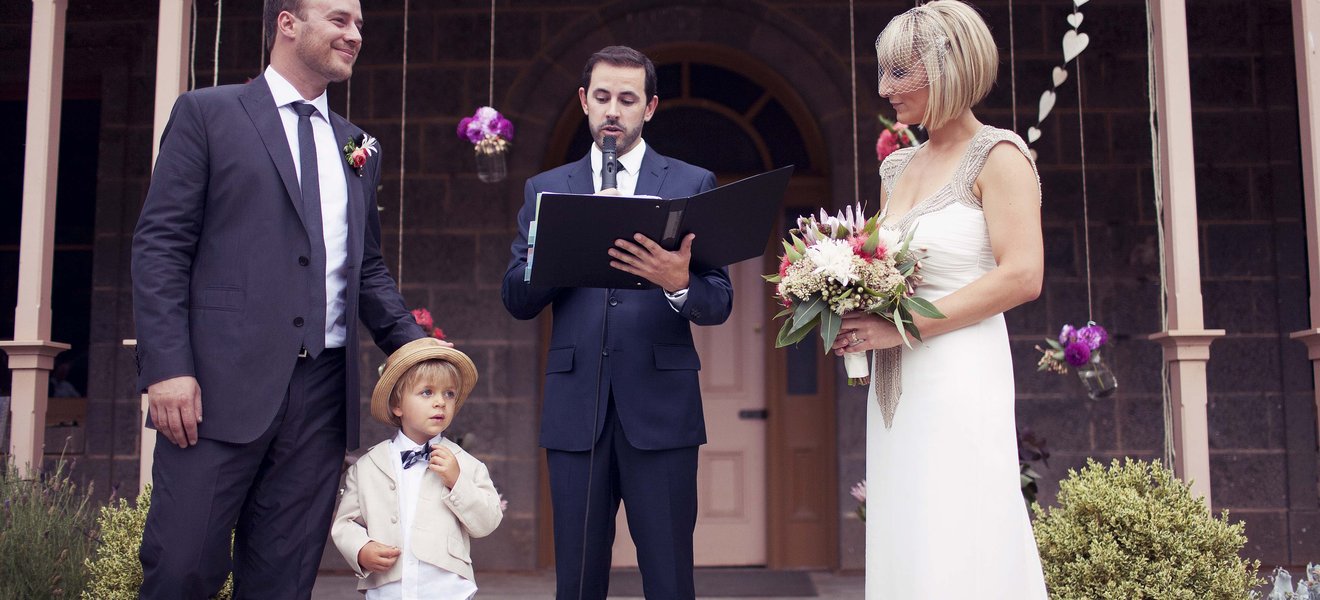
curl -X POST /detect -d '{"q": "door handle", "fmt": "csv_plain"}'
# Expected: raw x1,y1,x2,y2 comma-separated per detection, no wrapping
738,409,768,420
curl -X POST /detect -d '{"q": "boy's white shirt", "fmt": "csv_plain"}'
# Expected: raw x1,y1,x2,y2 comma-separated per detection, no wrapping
331,431,504,595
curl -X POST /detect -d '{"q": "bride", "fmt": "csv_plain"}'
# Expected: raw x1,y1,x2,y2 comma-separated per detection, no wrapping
833,2,1049,597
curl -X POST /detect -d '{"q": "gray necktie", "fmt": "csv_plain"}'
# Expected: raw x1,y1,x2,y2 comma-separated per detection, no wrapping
292,102,326,358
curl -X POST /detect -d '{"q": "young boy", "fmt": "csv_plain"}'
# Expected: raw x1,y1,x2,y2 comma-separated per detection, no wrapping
332,338,503,599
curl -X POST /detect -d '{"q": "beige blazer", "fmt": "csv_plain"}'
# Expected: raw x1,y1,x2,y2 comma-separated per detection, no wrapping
330,437,503,590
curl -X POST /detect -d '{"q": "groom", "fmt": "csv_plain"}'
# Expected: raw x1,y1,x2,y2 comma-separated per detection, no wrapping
502,46,733,599
131,0,423,597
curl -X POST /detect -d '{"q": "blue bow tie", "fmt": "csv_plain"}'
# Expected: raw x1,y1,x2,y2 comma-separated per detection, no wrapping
400,446,432,469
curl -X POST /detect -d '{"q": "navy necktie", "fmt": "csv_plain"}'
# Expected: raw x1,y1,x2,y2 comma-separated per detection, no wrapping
292,102,326,358
400,446,432,470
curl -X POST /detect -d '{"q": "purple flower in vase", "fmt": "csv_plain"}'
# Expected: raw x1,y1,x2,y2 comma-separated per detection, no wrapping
1076,324,1108,350
1063,341,1092,366
1058,324,1077,345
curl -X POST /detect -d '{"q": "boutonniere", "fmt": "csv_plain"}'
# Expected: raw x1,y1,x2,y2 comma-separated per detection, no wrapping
342,133,379,177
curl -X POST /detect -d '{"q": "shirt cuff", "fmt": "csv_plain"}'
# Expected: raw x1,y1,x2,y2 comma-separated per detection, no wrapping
664,287,689,311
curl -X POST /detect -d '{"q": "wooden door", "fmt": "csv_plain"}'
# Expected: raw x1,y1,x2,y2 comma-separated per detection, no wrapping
612,257,768,566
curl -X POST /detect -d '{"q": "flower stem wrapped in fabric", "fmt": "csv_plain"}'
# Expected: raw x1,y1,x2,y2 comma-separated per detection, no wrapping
764,203,945,385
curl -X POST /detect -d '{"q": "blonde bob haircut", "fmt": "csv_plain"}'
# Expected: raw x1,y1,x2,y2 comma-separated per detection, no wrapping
876,0,999,131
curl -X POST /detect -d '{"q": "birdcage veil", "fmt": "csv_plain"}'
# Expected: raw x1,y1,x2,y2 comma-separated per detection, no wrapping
875,6,951,97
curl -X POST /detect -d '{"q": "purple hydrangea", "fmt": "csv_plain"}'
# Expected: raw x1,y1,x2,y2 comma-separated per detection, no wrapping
1076,324,1108,350
1058,324,1077,345
1063,341,1092,366
457,106,515,144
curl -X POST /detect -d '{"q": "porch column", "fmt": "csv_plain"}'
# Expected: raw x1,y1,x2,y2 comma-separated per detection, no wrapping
1145,0,1224,508
1288,0,1320,461
1,0,72,473
132,0,193,490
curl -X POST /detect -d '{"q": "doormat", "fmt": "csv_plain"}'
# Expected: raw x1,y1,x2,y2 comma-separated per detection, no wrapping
607,568,817,597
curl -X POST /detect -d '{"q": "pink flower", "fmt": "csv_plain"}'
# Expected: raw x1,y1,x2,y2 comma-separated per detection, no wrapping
850,480,866,503
778,255,791,278
876,129,900,162
411,308,434,330
350,148,368,169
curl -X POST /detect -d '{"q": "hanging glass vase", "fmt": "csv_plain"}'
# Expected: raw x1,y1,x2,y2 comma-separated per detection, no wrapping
1075,358,1118,400
476,149,507,183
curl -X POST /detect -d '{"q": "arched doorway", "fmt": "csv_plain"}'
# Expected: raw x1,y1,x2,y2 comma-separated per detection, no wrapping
538,43,838,569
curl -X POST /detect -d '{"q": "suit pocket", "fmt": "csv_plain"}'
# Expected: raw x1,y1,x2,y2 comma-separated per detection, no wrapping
653,344,700,371
192,285,244,312
447,534,472,564
545,346,574,374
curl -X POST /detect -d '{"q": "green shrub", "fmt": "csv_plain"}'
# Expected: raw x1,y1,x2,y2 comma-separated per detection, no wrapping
0,459,97,599
1033,458,1263,599
82,485,232,600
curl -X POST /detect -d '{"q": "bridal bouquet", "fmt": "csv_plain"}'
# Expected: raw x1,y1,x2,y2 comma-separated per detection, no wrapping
765,203,943,385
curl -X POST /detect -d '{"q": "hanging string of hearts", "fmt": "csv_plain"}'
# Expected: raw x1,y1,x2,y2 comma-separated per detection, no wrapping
1027,0,1090,146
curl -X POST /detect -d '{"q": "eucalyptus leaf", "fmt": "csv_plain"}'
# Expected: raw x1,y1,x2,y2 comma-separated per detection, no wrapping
792,295,827,329
906,296,945,319
820,310,842,353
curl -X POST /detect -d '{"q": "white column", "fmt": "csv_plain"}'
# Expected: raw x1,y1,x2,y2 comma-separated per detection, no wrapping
1145,0,1224,508
1287,0,1320,451
1,0,72,474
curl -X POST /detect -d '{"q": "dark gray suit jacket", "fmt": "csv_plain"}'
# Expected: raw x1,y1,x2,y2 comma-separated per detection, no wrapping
132,77,422,449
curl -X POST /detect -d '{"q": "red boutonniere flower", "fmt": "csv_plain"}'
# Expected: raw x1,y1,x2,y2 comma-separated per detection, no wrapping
411,307,446,340
342,133,379,177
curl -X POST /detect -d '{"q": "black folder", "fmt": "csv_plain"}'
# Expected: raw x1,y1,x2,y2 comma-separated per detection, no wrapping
526,165,794,289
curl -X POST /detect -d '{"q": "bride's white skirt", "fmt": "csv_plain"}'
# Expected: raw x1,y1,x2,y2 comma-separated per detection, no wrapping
864,316,1048,599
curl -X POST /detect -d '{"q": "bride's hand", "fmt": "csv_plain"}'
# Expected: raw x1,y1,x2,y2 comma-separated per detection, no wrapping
832,312,905,355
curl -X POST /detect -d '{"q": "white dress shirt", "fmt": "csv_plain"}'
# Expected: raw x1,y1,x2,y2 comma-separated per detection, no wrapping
365,431,477,600
264,66,350,349
589,139,689,309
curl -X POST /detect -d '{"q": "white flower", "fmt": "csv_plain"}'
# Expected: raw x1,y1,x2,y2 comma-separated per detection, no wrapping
877,228,901,255
807,239,858,285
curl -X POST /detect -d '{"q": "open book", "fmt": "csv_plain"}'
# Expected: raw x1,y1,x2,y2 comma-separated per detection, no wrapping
525,165,794,289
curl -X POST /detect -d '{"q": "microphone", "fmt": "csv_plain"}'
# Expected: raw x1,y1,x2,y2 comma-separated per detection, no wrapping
601,135,618,191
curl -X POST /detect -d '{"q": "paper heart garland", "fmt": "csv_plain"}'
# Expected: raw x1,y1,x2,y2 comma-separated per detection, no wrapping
1067,12,1084,28
1074,0,1089,6
1038,90,1057,123
1028,127,1042,143
1063,29,1090,63
1052,66,1069,87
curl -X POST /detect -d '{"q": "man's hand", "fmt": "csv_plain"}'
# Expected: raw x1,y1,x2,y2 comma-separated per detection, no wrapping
147,375,203,448
609,233,694,293
428,444,460,488
357,541,400,573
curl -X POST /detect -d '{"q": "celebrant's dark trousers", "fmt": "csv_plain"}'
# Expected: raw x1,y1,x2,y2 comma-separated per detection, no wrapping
139,348,346,600
547,393,699,600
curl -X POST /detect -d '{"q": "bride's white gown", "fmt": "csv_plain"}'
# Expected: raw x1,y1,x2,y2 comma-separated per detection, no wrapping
866,125,1048,598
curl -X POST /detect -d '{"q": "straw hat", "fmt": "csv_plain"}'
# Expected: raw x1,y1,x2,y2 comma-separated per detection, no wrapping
370,337,479,426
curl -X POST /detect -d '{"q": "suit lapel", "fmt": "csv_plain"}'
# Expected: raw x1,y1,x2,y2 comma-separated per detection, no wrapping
329,113,365,270
238,78,306,226
566,153,595,195
364,443,397,485
634,148,669,197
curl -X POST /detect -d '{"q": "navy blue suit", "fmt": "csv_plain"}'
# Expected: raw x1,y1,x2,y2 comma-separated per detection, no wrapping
132,77,421,599
502,148,732,599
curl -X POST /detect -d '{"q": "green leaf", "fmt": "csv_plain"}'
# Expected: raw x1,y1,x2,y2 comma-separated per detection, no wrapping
773,307,793,320
775,317,814,348
791,295,827,329
820,310,842,353
782,240,801,262
862,227,881,255
793,234,808,254
763,274,781,283
906,296,945,319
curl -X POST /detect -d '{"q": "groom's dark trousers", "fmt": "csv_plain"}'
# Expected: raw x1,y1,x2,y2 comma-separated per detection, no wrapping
132,77,421,599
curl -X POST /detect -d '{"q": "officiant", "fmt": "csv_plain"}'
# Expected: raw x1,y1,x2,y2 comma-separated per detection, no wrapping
500,45,732,600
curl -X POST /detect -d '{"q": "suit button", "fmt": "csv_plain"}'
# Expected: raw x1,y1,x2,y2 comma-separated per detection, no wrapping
608,297,618,306
293,317,305,327
298,256,309,266
390,516,397,524
601,349,609,357
389,482,395,490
